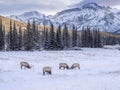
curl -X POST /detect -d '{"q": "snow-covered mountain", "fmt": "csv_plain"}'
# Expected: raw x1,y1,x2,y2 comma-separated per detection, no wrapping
8,2,120,33
9,11,47,24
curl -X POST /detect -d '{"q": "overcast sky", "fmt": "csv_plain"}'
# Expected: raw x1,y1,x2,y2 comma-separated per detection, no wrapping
0,0,120,16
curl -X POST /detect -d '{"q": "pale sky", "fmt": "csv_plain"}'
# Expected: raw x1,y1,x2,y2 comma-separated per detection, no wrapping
0,0,120,16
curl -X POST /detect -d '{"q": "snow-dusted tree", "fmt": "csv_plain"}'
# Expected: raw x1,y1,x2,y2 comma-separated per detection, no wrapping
63,24,69,49
18,26,23,50
72,25,77,47
93,29,101,47
81,27,87,47
12,21,19,50
86,27,92,47
44,28,49,50
48,22,56,50
56,25,63,50
0,18,5,50
24,21,34,51
9,20,13,50
32,20,39,50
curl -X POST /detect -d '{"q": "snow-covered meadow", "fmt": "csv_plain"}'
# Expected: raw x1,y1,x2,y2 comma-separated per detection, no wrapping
0,48,120,90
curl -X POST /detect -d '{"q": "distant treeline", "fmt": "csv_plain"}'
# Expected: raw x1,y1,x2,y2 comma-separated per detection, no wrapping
0,18,120,51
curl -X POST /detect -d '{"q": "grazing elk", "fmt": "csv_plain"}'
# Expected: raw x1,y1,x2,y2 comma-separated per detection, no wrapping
71,63,80,69
43,67,52,75
20,62,31,69
59,63,69,69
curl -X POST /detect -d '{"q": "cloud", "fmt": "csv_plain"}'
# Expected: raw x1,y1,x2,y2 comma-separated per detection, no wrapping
0,0,81,15
80,0,120,6
0,0,4,3
0,0,120,15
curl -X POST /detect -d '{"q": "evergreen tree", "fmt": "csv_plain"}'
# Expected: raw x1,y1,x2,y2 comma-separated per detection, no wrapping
81,27,87,47
56,25,63,50
44,28,49,50
87,27,92,47
24,21,34,51
9,20,13,50
63,24,69,49
12,21,19,50
32,20,38,50
36,26,41,50
48,23,56,50
96,29,102,47
72,25,77,47
81,27,101,48
18,26,23,50
93,29,101,47
0,18,5,50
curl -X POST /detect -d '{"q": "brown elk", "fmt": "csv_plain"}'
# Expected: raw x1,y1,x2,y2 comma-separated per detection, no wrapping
43,67,52,75
59,63,69,69
71,63,80,69
20,62,31,69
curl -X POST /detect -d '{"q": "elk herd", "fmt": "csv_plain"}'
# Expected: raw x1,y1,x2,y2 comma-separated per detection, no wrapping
20,62,80,75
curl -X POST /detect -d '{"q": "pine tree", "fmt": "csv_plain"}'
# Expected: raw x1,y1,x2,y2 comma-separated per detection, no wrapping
44,28,49,50
24,21,34,51
72,25,77,47
35,26,41,50
9,20,13,50
12,21,19,50
56,25,63,50
63,24,69,49
0,18,5,50
81,27,87,47
87,27,92,47
32,20,38,50
48,22,56,50
41,24,46,48
93,29,101,48
96,29,102,47
18,26,23,50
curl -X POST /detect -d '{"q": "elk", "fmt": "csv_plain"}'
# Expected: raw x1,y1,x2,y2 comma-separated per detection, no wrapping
71,63,80,69
43,67,52,75
20,62,31,69
59,63,69,69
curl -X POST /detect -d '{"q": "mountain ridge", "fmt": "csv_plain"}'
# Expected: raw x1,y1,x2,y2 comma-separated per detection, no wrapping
8,2,120,33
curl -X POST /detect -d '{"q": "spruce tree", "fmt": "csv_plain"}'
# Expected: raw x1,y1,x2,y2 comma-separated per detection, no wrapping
87,27,92,47
18,26,23,50
9,20,13,50
81,27,87,47
93,29,101,48
48,23,56,50
0,18,5,50
63,24,69,49
25,21,34,51
12,21,19,50
56,25,63,50
44,28,49,50
72,25,77,47
96,29,102,47
32,20,38,50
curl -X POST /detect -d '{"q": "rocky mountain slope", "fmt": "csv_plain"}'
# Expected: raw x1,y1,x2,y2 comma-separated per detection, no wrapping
8,2,120,33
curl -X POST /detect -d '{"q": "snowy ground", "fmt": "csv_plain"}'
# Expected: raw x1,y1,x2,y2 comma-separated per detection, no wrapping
0,48,120,90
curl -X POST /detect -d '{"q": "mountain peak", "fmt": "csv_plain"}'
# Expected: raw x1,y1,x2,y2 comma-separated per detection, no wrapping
70,2,103,10
8,2,120,33
8,11,46,22
21,11,43,17
82,2,103,10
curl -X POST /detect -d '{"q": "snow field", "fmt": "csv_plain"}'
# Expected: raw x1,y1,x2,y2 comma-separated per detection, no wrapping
0,48,120,90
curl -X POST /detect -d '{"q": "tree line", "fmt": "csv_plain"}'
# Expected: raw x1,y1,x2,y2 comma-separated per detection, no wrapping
0,18,120,51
